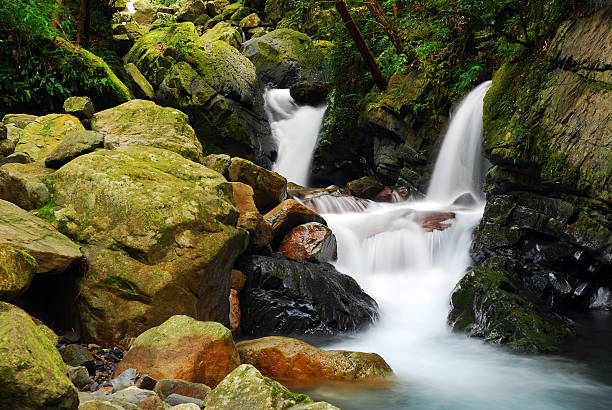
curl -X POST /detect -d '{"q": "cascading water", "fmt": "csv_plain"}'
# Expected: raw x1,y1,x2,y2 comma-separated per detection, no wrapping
269,81,612,409
263,89,327,186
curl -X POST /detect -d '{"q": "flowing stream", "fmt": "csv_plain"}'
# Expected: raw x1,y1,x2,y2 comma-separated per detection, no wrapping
266,83,612,409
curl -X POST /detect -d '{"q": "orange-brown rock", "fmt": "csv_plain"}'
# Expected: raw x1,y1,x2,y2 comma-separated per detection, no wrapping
231,182,273,249
228,289,241,333
236,336,393,388
278,222,337,262
227,157,287,212
153,379,211,400
229,269,246,291
263,199,326,245
114,316,240,388
415,212,456,232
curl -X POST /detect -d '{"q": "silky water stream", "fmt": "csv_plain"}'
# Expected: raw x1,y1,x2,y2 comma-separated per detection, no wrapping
265,83,612,409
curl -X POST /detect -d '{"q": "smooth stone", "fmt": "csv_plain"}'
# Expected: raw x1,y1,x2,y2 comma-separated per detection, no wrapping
44,130,104,169
164,393,203,407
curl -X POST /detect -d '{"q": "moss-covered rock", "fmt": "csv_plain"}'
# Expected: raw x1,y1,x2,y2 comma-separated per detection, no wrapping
176,0,208,23
228,157,287,212
91,99,204,163
63,96,95,120
239,13,261,29
114,315,240,388
242,28,326,88
230,6,258,22
46,146,248,344
0,245,37,300
124,63,156,100
0,199,82,273
0,162,53,210
0,302,78,409
449,258,574,353
201,21,242,49
15,114,85,162
203,364,339,410
44,130,104,169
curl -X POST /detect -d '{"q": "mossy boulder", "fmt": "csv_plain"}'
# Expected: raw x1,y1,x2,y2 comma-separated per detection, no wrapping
203,153,231,177
176,0,208,22
0,302,78,409
14,114,85,162
449,258,575,353
242,28,327,88
237,336,392,387
0,199,82,273
45,146,248,344
0,162,53,210
203,364,339,410
230,6,258,22
44,130,104,169
201,21,242,49
114,315,240,388
91,99,204,163
239,13,261,29
63,96,95,120
228,157,287,212
221,3,242,19
124,63,156,100
0,245,37,300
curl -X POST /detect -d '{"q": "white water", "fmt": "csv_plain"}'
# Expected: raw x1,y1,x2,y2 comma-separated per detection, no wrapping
274,82,612,409
263,89,327,186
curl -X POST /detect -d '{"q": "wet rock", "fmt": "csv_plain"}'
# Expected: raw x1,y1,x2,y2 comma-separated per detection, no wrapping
0,199,82,273
278,222,337,262
164,393,203,407
230,269,246,291
0,302,78,409
263,199,326,245
124,63,156,100
114,315,240,388
237,336,393,386
154,379,211,400
289,82,331,106
0,244,37,300
239,254,378,336
231,181,273,249
451,192,479,207
92,100,204,163
346,176,384,200
201,21,242,49
15,114,85,162
203,364,338,410
228,157,287,212
415,212,455,232
44,130,104,169
63,96,95,120
0,162,52,210
61,343,95,370
68,365,93,389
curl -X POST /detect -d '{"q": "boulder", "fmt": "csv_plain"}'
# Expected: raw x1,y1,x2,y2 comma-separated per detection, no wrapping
230,269,246,291
60,343,95,370
263,199,325,245
228,157,287,212
0,199,82,273
0,162,53,210
203,153,231,177
164,394,203,407
14,114,85,162
133,1,159,25
289,82,331,106
277,222,337,262
229,6,258,22
229,288,240,332
239,13,261,29
0,244,37,300
201,21,242,49
231,182,273,249
239,254,378,336
44,130,104,169
114,315,240,388
153,379,211,400
63,96,95,120
0,139,16,157
91,99,204,163
346,176,384,199
67,365,92,389
207,0,229,17
0,123,7,140
124,63,156,100
237,336,393,386
221,3,241,19
203,364,338,410
44,146,247,344
176,0,207,22
2,113,38,130
0,152,33,166
0,302,78,409
242,28,327,88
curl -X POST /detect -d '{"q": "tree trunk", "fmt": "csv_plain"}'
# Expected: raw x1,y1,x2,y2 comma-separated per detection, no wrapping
334,0,387,91
364,0,403,54
76,0,89,47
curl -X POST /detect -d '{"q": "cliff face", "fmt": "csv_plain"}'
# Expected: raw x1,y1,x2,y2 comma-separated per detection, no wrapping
449,7,612,351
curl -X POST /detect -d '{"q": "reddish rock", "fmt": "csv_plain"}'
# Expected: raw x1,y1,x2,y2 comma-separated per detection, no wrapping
278,222,337,262
231,182,273,249
228,289,241,334
415,212,456,232
229,269,246,291
264,199,326,245
236,336,393,388
114,316,240,388
153,379,211,400
228,157,287,212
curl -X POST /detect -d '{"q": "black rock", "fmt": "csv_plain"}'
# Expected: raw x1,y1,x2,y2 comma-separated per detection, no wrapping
289,82,331,106
239,254,378,336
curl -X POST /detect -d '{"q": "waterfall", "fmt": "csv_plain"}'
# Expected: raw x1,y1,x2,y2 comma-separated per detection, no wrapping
295,82,611,409
263,89,327,186
427,81,492,205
